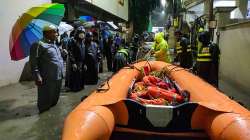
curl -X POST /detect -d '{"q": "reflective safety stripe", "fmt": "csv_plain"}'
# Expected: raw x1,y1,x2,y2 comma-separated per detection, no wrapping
197,58,212,62
176,42,182,54
197,47,212,62
187,45,191,52
177,50,182,54
118,49,128,56
197,53,211,57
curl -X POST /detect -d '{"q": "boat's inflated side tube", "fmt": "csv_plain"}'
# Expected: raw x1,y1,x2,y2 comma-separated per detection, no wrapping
62,106,115,140
192,105,250,140
145,61,250,140
62,61,250,140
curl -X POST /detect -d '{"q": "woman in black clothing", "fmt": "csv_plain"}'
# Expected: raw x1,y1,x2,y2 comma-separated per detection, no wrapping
67,26,86,91
84,32,99,85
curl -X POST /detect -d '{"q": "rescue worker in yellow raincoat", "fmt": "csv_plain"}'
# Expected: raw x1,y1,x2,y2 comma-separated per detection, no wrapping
151,32,171,63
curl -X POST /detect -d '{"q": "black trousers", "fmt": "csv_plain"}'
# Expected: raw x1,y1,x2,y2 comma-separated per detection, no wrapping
104,47,113,71
37,79,62,113
85,54,98,85
179,53,193,69
68,63,85,92
197,62,219,87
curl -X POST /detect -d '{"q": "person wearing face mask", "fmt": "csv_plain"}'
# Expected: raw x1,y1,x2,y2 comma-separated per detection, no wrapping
29,25,64,113
67,26,86,91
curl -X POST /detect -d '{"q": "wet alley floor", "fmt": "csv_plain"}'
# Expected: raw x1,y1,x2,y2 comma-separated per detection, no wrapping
0,70,249,140
0,72,112,140
1,28,250,139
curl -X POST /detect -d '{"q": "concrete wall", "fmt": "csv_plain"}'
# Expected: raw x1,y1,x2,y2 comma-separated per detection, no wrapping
87,0,128,21
0,0,51,87
219,22,250,94
214,9,235,43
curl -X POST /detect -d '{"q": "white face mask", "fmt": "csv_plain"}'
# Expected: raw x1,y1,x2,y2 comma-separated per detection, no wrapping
78,33,85,39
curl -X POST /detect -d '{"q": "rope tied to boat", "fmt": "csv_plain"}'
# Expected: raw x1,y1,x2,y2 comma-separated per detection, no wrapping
96,61,144,93
96,76,111,93
123,64,141,72
162,64,192,77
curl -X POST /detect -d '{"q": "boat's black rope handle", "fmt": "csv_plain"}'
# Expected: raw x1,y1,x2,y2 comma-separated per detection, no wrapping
96,76,111,93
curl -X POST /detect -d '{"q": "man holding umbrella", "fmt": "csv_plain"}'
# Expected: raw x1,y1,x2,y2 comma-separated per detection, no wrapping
29,25,64,113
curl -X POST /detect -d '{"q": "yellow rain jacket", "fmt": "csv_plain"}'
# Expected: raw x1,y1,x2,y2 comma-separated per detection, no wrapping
151,32,170,62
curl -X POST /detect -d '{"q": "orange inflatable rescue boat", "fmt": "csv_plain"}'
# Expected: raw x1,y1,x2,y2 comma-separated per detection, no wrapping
62,61,250,140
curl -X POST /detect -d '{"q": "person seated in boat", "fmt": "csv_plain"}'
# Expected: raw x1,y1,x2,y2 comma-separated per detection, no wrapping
113,39,129,72
151,32,171,63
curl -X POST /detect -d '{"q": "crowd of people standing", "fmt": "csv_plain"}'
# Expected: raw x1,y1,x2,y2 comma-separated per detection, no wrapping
59,25,140,92
30,23,140,113
29,21,220,113
173,26,220,88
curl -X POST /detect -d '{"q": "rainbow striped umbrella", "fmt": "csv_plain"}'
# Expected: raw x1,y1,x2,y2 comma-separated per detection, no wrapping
9,3,65,61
